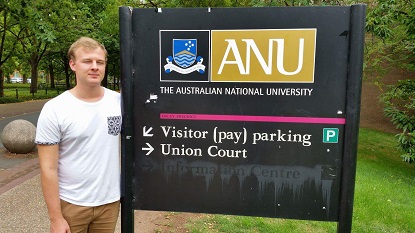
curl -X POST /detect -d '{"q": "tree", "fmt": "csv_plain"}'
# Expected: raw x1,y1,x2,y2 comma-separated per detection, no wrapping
382,80,415,163
16,0,115,93
43,0,96,89
366,0,415,163
0,1,24,97
15,0,59,94
98,0,124,89
59,0,115,89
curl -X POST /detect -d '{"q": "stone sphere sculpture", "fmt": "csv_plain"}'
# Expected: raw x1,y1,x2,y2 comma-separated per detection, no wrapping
1,119,37,154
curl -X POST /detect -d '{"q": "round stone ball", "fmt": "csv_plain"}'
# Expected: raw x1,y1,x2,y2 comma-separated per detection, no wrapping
1,119,37,154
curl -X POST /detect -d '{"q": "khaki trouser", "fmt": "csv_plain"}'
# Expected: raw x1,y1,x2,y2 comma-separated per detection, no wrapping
60,199,120,233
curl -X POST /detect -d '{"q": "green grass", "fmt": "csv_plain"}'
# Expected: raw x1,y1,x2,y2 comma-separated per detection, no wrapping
1,83,119,104
185,128,415,233
0,83,64,104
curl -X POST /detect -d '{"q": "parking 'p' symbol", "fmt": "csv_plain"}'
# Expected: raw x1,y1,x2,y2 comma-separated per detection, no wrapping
323,128,339,143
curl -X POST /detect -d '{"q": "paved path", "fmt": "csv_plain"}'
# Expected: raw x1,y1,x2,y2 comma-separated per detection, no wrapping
0,100,50,232
0,100,57,232
0,99,47,190
0,99,48,118
0,99,48,190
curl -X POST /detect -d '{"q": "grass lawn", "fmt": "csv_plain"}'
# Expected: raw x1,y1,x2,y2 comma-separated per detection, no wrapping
1,83,118,104
186,128,415,232
1,83,60,104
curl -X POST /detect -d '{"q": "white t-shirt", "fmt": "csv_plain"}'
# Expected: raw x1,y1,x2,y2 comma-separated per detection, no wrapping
35,88,121,206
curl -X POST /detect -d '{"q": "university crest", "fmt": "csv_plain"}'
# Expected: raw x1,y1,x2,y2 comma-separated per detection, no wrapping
164,39,205,74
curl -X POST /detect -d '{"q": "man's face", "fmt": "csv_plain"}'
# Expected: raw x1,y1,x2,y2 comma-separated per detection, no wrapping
69,47,106,87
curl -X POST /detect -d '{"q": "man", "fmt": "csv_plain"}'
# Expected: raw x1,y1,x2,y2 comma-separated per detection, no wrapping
36,37,121,233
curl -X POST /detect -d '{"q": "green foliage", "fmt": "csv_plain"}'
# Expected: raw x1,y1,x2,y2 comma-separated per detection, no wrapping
149,0,358,8
161,0,230,7
0,97,24,104
0,0,118,95
364,0,398,83
0,82,80,103
366,0,415,164
366,0,395,39
381,79,415,163
402,6,415,69
365,0,415,71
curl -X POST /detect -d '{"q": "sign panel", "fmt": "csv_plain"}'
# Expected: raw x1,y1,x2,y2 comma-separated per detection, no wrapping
120,6,365,225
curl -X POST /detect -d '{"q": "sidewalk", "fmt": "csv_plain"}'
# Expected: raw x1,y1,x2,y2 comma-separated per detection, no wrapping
0,99,48,192
0,99,49,119
0,99,51,232
0,99,48,193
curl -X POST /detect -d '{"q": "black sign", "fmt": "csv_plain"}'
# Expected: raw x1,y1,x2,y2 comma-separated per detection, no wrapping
120,5,366,232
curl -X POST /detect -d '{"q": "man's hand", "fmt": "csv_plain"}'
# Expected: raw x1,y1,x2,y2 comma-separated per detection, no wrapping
50,216,71,233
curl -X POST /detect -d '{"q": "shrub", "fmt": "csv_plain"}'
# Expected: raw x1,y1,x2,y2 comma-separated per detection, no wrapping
1,84,61,104
381,79,415,163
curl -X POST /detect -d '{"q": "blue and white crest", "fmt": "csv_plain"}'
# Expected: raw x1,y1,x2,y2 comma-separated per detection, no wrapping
173,39,196,68
164,39,205,74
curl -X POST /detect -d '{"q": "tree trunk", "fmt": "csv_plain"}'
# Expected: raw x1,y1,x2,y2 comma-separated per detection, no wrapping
30,64,39,94
65,73,70,89
64,58,71,89
0,66,4,97
29,55,39,94
102,68,108,88
49,62,55,88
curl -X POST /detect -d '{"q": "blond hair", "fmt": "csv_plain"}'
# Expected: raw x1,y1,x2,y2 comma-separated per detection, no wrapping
67,37,108,61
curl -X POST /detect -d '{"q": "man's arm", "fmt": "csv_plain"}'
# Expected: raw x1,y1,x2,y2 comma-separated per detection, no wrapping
38,144,71,233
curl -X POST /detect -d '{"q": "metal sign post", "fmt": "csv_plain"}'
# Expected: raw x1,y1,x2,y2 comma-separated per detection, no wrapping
337,5,366,233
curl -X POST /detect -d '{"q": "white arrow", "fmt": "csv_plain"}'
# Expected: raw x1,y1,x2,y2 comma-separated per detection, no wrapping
143,126,153,137
142,143,154,155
